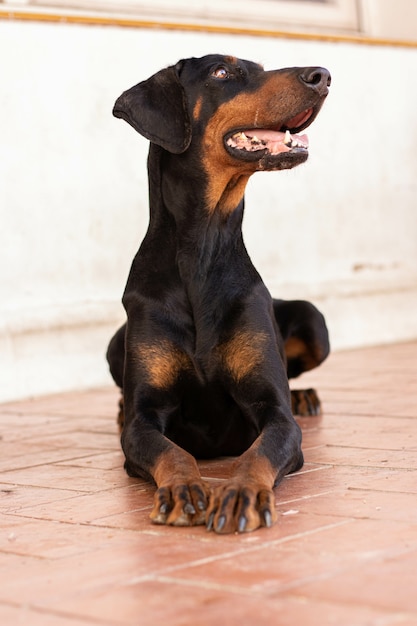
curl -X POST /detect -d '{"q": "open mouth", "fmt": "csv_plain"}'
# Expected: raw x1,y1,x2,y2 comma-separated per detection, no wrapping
225,107,314,159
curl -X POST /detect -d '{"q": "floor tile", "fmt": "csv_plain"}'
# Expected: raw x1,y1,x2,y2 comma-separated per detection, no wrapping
294,548,417,613
0,514,139,560
0,603,104,626
0,462,132,493
0,483,85,512
305,445,417,470
40,579,409,626
280,487,417,523
9,482,151,524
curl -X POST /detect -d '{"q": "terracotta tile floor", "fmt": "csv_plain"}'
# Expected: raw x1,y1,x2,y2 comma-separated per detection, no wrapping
1,341,417,626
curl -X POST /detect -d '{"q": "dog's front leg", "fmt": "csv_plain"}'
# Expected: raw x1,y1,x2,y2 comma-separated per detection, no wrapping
206,326,303,534
122,411,210,527
121,337,210,527
207,417,303,534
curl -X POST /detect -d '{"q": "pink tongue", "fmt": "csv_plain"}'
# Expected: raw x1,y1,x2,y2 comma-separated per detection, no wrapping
285,108,313,128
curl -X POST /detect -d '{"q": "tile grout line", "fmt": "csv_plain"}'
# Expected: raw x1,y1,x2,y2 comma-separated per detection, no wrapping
262,544,417,597
124,518,353,587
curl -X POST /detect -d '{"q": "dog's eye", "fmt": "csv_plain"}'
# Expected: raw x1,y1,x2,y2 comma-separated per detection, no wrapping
212,66,230,80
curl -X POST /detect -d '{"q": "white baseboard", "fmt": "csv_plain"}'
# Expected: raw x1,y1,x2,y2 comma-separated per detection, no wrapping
1,282,416,402
0,301,125,402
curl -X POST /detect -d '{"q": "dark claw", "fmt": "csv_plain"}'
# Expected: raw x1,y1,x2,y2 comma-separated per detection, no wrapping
159,503,169,515
197,499,206,511
238,515,247,533
184,503,196,515
263,510,272,528
206,511,214,531
216,515,226,532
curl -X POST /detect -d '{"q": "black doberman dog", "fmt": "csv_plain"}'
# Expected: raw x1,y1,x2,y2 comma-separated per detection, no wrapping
107,54,331,533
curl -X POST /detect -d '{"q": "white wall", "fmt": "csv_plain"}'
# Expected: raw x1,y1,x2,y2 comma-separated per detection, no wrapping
1,19,416,401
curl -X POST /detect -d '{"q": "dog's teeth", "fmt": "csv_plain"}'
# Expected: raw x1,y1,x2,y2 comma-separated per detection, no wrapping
236,131,248,141
284,130,292,146
251,135,260,142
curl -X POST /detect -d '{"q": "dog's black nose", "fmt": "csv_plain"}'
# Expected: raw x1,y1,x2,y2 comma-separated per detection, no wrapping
299,67,331,94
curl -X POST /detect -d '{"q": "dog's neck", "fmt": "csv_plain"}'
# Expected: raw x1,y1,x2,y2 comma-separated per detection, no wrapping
144,145,260,326
121,145,262,361
148,144,250,248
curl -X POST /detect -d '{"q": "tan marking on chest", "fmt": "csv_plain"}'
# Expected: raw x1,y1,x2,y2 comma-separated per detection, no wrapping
137,341,191,389
220,330,268,382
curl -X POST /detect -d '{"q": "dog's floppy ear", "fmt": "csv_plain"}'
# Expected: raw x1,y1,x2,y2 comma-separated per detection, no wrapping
113,64,192,154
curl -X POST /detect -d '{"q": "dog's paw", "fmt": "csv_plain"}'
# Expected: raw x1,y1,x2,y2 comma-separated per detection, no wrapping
206,482,277,534
291,388,321,416
150,480,211,527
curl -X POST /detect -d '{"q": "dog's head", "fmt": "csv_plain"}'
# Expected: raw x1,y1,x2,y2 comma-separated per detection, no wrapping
114,54,330,211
